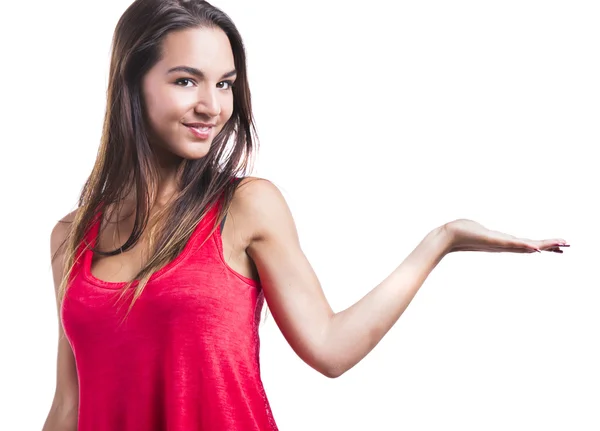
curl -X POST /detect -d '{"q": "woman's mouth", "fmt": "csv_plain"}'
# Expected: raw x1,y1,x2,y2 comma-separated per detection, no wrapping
185,124,213,140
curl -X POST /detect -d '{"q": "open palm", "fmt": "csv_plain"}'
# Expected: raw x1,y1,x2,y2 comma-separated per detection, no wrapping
446,219,569,254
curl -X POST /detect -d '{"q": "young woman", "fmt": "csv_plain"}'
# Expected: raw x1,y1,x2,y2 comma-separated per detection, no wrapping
42,0,569,430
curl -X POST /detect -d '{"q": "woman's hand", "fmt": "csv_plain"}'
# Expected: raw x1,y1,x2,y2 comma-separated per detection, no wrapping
444,219,570,254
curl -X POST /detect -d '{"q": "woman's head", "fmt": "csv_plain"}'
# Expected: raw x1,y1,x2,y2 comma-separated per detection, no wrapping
142,26,236,164
106,0,255,185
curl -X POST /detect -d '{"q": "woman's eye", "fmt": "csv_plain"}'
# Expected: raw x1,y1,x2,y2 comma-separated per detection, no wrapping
175,78,195,87
218,80,235,90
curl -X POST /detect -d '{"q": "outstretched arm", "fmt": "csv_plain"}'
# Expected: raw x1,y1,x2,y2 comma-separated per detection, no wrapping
243,179,567,379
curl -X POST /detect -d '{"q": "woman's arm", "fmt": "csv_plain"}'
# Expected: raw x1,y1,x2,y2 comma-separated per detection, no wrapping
243,178,565,379
42,211,79,431
243,178,451,378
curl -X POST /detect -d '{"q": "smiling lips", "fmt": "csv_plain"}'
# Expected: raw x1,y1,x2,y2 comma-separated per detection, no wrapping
184,122,214,139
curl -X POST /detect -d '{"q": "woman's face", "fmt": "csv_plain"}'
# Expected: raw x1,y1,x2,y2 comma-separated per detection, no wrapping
142,26,236,163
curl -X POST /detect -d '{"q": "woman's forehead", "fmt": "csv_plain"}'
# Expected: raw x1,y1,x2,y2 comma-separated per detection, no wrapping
158,27,235,72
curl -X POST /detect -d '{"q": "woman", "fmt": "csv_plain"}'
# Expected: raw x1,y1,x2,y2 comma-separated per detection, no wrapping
42,0,569,430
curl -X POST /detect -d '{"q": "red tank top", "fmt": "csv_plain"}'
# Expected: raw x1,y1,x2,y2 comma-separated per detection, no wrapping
61,196,279,430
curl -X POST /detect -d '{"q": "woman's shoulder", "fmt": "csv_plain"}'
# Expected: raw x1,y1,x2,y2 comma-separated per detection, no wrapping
51,208,80,254
231,176,283,211
230,176,292,243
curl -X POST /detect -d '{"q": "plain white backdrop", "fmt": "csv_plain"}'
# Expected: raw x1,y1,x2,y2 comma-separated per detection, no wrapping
1,0,598,429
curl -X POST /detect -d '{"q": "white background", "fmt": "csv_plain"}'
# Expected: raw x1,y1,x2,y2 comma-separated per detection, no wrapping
1,0,598,429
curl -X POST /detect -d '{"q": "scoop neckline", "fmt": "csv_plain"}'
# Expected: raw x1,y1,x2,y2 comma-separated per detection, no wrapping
82,202,220,289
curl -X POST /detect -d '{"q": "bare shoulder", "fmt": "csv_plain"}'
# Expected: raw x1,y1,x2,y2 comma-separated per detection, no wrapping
231,176,297,244
50,208,80,265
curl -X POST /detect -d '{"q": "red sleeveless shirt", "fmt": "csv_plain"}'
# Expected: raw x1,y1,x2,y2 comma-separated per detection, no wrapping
61,196,279,430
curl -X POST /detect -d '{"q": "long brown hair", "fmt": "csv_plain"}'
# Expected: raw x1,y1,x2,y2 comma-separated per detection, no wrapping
53,0,260,319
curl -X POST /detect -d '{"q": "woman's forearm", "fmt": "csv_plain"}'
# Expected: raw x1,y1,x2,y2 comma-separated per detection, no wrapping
323,225,452,377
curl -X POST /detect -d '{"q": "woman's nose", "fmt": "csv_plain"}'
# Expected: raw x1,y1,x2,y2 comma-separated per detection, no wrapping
194,87,221,118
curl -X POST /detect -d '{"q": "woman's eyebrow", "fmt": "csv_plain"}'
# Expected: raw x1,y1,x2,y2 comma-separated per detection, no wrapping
167,66,237,79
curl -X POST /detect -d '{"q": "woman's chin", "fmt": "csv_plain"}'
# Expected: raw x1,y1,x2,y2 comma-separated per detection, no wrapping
179,145,212,160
